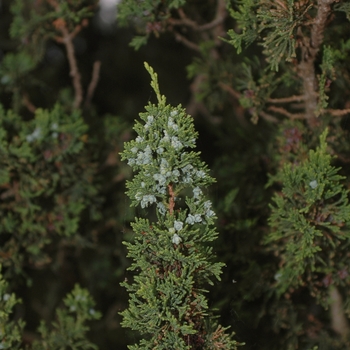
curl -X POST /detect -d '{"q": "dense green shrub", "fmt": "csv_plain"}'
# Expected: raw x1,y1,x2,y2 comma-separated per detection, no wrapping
1,0,350,349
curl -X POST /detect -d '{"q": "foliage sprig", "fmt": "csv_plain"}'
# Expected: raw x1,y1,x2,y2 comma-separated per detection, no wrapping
120,63,238,349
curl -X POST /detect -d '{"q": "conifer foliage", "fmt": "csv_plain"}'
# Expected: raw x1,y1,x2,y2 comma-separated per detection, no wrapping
267,130,350,305
120,63,238,349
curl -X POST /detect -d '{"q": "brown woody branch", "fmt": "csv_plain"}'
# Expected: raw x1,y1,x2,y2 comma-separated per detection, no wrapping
170,0,226,32
268,95,305,103
218,82,241,100
84,60,101,108
54,20,83,109
267,105,304,119
168,183,175,215
324,108,350,117
330,287,350,338
298,0,336,122
22,93,37,113
173,32,200,52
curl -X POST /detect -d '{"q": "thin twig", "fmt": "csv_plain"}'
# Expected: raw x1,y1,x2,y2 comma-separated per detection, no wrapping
173,32,200,52
267,105,304,119
298,0,336,122
259,110,279,123
168,183,175,215
84,60,101,108
218,82,241,99
330,287,350,337
170,2,226,32
22,93,37,113
55,22,83,109
268,95,305,103
324,108,350,117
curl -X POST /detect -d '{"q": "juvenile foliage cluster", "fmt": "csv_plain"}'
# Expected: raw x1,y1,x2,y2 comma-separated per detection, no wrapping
120,63,238,349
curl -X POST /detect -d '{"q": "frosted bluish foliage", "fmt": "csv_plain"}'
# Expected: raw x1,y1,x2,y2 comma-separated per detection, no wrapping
136,145,153,165
161,130,170,143
157,147,164,154
89,308,96,315
205,209,215,218
75,294,87,301
172,169,180,182
154,184,166,194
168,117,179,131
172,233,182,245
141,194,157,208
170,110,178,117
145,115,154,129
0,342,5,349
196,170,206,178
136,136,144,143
193,187,202,199
3,293,10,301
186,213,203,225
309,180,318,189
128,158,136,166
186,215,195,225
157,202,167,215
51,122,59,130
274,272,282,281
174,220,183,231
160,158,170,175
182,164,193,173
183,174,192,184
141,182,146,188
26,127,41,142
52,132,58,138
135,192,142,200
131,147,138,153
194,214,202,223
182,164,194,184
70,305,77,312
204,200,212,209
153,173,167,186
204,200,215,218
171,136,183,150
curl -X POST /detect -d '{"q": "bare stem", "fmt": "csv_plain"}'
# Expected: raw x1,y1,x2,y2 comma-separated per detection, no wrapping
84,60,101,108
298,0,336,122
329,286,350,337
59,25,83,109
168,183,175,215
173,32,200,52
267,105,304,119
324,108,350,117
268,95,305,104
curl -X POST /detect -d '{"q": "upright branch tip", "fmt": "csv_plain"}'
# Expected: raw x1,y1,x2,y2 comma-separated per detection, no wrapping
144,62,166,106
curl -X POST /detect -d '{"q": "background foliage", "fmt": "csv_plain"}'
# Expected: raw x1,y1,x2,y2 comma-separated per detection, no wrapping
0,0,350,349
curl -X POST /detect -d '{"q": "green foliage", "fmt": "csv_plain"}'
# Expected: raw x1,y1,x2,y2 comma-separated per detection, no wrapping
225,0,259,54
120,63,238,349
226,0,311,70
317,46,336,114
0,265,25,350
0,266,100,350
31,284,101,350
1,0,350,349
0,104,100,275
10,0,97,40
335,1,350,20
266,129,350,306
117,0,186,49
